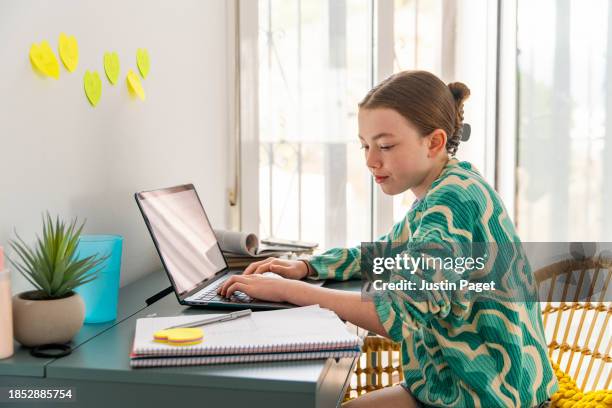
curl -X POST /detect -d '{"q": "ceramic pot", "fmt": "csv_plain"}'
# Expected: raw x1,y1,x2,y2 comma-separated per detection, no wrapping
12,291,85,347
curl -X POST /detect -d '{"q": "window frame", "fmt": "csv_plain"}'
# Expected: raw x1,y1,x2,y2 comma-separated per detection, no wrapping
496,0,518,222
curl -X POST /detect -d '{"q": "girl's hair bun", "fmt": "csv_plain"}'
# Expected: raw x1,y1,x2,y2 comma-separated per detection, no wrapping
448,82,470,104
445,81,471,155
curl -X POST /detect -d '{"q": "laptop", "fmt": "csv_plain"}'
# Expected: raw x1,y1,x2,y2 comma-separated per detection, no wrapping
135,183,306,309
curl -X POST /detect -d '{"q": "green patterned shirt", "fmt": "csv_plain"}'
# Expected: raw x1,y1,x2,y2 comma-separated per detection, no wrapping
308,159,558,408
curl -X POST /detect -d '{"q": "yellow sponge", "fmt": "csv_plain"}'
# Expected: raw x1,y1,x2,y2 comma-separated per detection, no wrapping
153,328,204,346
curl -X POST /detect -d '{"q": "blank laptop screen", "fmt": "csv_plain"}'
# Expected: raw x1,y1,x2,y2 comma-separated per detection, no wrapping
136,185,227,295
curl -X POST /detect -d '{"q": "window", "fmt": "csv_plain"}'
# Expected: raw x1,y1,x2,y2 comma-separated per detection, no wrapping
516,0,612,241
392,0,498,220
241,0,498,247
256,0,373,248
516,2,611,390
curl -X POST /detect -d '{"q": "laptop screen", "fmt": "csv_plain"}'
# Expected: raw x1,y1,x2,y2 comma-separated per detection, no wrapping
136,184,227,296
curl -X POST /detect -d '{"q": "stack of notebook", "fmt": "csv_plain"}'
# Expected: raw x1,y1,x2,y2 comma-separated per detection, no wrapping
130,305,362,368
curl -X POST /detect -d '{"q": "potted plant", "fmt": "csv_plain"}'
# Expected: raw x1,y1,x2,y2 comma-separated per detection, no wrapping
9,213,108,347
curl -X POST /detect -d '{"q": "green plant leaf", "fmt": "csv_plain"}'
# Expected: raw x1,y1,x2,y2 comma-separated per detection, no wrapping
55,218,72,267
63,256,96,281
34,238,53,291
9,235,36,272
9,213,103,298
9,236,50,292
65,259,103,283
52,214,62,267
64,219,85,260
42,213,56,272
8,255,43,291
55,273,98,296
50,258,67,294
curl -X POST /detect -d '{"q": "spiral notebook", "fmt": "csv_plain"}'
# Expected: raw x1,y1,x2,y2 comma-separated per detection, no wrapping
130,305,362,368
130,349,361,368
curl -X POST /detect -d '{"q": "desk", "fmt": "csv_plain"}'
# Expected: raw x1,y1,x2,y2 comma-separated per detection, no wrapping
0,272,363,408
0,269,170,378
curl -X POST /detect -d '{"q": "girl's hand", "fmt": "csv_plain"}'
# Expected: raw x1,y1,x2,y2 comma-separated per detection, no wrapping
242,257,309,280
217,274,306,303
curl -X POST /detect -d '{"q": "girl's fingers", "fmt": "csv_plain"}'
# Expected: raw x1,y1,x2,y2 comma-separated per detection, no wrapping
253,261,275,275
243,260,264,275
224,282,249,298
243,257,275,275
218,274,249,295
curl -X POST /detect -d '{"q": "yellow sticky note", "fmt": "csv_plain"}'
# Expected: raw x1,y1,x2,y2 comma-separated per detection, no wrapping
83,70,102,107
126,70,145,100
58,33,79,72
136,48,150,79
29,41,60,79
153,328,203,346
103,52,120,85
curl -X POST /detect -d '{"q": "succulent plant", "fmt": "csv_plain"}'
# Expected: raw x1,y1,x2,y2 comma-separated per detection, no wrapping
9,213,108,299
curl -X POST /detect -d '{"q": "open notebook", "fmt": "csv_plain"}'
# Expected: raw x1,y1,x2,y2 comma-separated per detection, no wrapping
130,305,362,368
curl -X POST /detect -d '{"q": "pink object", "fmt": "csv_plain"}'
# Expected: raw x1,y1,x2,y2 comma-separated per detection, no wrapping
0,245,13,359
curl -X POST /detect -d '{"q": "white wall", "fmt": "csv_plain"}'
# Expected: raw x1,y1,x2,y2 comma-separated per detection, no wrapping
0,0,232,293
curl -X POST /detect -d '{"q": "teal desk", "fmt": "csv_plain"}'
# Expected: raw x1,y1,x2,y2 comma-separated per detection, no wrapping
0,269,170,378
0,272,363,408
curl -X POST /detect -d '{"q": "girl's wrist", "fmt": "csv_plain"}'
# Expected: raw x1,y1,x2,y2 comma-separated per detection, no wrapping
283,280,313,305
298,259,314,279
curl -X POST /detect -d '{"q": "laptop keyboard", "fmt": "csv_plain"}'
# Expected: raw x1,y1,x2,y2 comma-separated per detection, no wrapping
192,277,253,303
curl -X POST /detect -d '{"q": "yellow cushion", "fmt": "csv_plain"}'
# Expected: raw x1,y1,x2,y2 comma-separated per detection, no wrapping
550,363,612,407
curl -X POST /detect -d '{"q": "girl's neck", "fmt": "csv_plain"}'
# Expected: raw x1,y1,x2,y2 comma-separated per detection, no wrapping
411,157,450,200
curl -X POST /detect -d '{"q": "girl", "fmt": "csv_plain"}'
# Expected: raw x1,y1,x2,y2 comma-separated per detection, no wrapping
218,70,557,408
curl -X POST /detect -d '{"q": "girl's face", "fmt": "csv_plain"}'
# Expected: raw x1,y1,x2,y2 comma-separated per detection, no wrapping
358,107,445,197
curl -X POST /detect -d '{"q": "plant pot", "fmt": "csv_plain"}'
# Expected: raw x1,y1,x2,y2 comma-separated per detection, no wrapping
12,291,85,347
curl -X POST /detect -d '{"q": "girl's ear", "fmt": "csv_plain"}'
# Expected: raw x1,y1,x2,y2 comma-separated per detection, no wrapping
427,129,447,157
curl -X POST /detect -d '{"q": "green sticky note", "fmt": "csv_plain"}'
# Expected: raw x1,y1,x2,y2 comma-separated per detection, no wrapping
103,52,120,85
84,70,102,107
136,48,150,79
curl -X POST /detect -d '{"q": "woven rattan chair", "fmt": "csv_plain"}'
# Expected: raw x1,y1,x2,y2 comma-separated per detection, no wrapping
535,257,611,392
344,256,612,402
345,335,403,400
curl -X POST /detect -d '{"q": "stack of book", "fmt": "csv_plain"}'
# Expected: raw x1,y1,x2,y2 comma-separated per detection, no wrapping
130,305,362,368
213,230,318,268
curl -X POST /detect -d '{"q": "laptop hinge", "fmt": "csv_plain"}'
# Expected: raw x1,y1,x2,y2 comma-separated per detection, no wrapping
146,285,174,306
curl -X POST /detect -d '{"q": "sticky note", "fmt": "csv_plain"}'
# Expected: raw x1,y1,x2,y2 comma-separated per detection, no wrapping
153,328,204,346
29,41,60,79
58,33,79,72
126,70,145,100
136,48,150,79
103,52,120,85
83,70,102,107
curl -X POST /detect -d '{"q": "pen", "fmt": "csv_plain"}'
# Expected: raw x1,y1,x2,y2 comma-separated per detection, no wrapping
164,309,252,330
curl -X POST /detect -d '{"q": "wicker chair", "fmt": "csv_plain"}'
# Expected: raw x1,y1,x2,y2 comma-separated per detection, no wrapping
345,335,403,400
344,256,612,403
535,257,611,393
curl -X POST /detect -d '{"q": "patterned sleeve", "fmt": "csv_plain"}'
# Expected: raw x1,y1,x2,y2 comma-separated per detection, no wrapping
305,216,411,281
374,183,478,341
